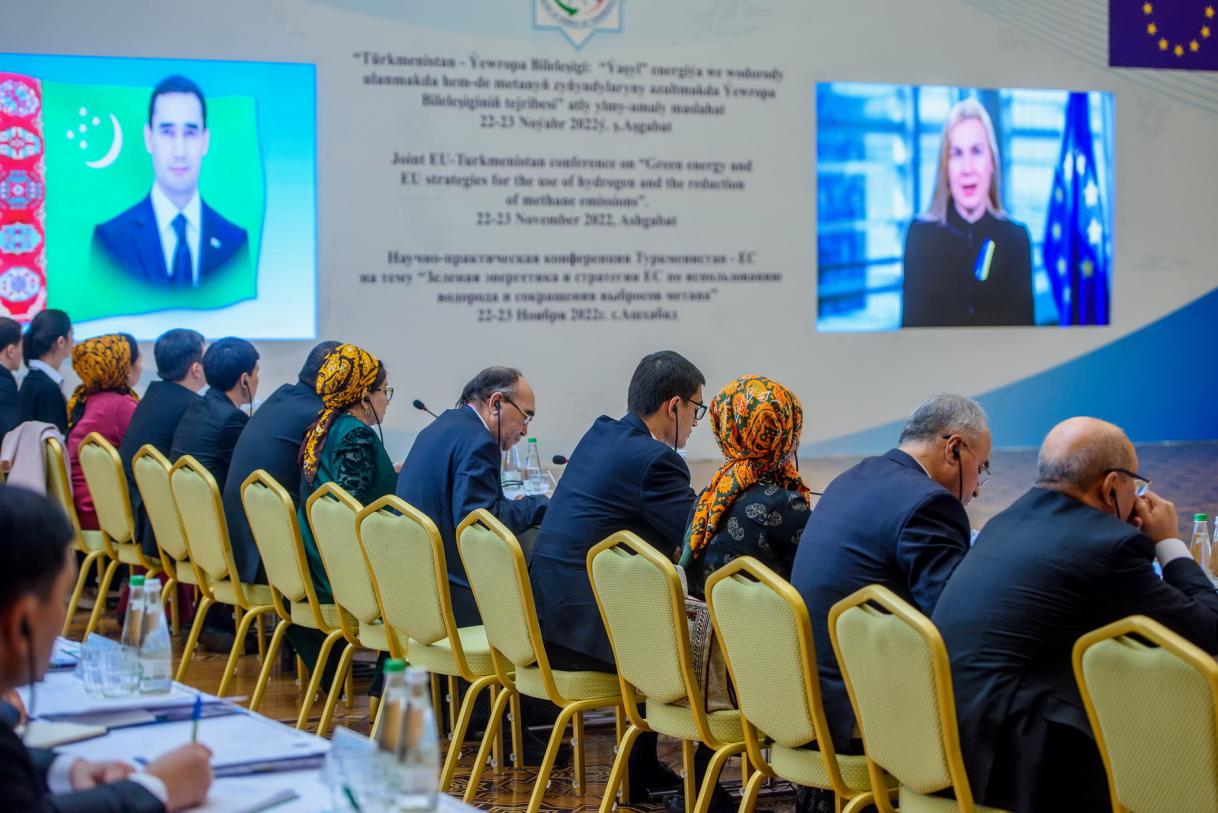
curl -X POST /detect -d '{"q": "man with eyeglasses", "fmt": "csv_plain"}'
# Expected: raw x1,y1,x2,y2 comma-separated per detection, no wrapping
790,392,990,759
395,365,548,627
933,416,1218,813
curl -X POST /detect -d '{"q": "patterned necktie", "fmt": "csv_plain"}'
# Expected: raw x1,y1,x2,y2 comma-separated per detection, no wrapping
171,213,192,287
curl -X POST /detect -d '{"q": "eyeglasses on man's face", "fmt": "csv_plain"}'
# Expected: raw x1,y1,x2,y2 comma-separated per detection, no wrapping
943,435,991,488
1105,467,1151,497
684,398,708,421
501,394,535,425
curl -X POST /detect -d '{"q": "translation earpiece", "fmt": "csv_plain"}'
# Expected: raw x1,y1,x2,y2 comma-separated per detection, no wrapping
20,618,30,639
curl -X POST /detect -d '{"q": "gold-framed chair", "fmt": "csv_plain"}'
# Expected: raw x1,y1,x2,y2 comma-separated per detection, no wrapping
588,531,745,813
240,469,347,727
46,436,108,638
828,585,1008,813
705,557,891,813
357,494,506,791
456,509,623,813
131,444,204,636
1074,614,1218,813
169,455,274,697
76,433,164,640
305,482,400,736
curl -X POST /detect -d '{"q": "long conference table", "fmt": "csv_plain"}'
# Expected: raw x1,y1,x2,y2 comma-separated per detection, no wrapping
19,638,480,813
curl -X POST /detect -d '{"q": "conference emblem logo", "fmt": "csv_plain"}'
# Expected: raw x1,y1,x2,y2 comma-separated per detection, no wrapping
535,0,623,48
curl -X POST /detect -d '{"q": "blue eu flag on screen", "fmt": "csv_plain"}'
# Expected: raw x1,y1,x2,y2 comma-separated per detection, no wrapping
1043,93,1110,326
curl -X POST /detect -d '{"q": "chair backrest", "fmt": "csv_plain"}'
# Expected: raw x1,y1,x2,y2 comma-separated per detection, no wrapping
455,510,542,673
44,437,86,547
829,585,972,803
78,433,136,545
357,495,461,656
241,470,314,607
169,455,237,587
305,483,380,625
132,444,191,563
587,532,694,710
706,556,852,788
1075,615,1218,813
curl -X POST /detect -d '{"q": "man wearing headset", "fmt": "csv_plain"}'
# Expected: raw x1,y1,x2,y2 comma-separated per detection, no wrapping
0,486,212,812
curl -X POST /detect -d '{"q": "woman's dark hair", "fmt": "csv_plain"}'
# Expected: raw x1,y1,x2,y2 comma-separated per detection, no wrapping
627,351,705,416
202,337,259,391
456,366,521,408
370,362,388,394
0,486,74,616
23,309,72,366
0,317,21,353
119,333,140,367
153,328,205,382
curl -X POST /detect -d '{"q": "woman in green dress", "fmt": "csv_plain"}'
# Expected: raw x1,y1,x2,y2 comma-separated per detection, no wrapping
297,342,396,604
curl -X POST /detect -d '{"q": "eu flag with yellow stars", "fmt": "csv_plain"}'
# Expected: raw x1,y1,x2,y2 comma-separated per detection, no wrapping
1043,93,1110,326
1110,0,1218,70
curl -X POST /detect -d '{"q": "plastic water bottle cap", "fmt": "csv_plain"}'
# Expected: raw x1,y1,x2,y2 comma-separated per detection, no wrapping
383,658,406,673
130,575,145,587
1196,513,1209,522
528,437,537,443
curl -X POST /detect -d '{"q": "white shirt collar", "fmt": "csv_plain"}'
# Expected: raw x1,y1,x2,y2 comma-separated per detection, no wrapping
28,359,63,387
467,403,491,432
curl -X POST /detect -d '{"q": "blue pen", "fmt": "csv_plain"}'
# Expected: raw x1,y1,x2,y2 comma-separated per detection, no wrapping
190,693,203,743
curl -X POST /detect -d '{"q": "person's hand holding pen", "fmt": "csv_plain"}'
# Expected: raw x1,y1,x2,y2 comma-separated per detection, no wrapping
144,744,214,812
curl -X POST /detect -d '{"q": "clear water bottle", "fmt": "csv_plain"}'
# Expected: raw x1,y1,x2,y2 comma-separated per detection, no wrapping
377,659,407,756
118,574,146,694
1190,514,1212,577
522,437,544,496
501,443,522,487
393,667,439,812
138,577,173,694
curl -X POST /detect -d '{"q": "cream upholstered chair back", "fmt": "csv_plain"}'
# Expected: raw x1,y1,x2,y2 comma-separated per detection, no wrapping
829,585,970,801
306,483,380,625
169,455,234,583
241,470,311,605
456,509,540,670
44,436,85,543
358,495,451,647
1075,615,1218,813
587,532,691,707
78,433,136,545
705,557,820,749
132,445,191,563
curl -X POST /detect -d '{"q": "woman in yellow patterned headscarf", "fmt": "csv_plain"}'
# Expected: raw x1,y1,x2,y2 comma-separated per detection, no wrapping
66,333,141,530
680,375,812,597
296,343,396,606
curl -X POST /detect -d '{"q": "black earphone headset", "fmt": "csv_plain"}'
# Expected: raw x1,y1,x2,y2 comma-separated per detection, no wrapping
20,617,35,717
951,440,965,503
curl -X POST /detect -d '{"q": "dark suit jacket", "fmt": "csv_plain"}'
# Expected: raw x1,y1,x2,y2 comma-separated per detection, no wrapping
933,487,1218,811
17,368,68,434
0,716,163,813
528,413,697,664
0,365,18,440
395,406,548,625
93,195,248,287
222,381,322,582
119,381,201,555
791,448,970,751
170,386,248,492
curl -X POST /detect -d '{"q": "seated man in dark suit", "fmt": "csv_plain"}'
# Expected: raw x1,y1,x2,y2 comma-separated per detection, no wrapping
0,317,21,441
396,366,548,626
221,340,338,583
528,350,705,799
92,75,248,289
933,417,1218,813
0,485,212,812
791,393,990,754
118,329,206,557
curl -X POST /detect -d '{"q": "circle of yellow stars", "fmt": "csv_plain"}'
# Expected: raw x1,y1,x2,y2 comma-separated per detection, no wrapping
1142,3,1213,57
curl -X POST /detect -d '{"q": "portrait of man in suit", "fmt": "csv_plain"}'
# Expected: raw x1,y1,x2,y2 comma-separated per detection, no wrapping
92,75,249,288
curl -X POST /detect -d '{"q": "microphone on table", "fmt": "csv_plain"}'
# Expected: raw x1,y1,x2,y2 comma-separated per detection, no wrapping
413,399,439,419
551,454,568,466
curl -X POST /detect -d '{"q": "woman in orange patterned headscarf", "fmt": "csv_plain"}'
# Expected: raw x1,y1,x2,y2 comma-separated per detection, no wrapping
679,375,813,598
66,333,142,529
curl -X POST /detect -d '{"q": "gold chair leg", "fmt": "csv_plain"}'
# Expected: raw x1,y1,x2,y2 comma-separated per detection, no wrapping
682,739,698,813
841,793,877,813
175,596,214,682
160,578,180,637
317,644,357,737
255,612,266,663
489,684,503,772
63,550,105,638
343,663,354,709
250,619,290,712
218,604,271,697
296,631,343,730
509,690,524,768
614,705,631,805
446,675,459,737
370,691,386,739
430,673,443,736
740,751,750,785
598,723,643,813
691,743,747,813
369,695,380,725
737,770,766,813
464,687,513,804
573,709,586,795
440,674,497,793
526,701,598,813
83,559,119,641
296,655,307,687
